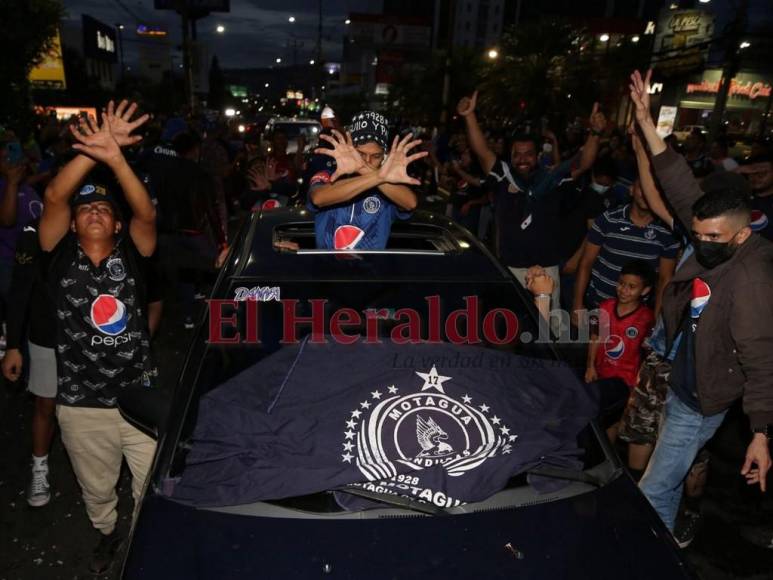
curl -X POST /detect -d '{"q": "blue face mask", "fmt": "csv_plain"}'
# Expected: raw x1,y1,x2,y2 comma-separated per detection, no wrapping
590,181,610,194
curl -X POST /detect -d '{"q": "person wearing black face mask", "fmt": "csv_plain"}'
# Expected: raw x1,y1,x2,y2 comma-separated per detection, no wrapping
630,69,773,542
691,226,744,268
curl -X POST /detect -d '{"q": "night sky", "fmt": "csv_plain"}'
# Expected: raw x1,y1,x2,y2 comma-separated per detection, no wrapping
62,0,382,69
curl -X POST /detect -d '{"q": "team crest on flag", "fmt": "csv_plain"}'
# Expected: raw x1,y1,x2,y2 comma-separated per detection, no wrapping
341,365,516,487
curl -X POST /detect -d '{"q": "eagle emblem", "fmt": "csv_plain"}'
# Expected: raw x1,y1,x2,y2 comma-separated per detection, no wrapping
415,415,454,458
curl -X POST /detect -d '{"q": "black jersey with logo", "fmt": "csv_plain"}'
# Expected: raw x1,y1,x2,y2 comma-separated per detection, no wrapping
45,234,157,408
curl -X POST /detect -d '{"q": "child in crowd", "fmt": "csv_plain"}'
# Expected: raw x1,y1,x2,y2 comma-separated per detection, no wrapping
585,260,656,439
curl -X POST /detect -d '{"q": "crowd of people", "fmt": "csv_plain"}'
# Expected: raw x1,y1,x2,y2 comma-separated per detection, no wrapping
1,65,772,573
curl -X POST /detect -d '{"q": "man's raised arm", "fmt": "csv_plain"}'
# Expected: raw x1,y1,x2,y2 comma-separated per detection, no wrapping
630,70,703,231
457,91,496,175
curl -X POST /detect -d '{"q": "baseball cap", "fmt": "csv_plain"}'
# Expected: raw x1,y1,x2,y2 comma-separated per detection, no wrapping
349,111,389,150
71,181,123,218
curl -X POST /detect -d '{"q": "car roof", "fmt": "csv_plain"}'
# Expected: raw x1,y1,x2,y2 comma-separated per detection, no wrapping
223,208,512,282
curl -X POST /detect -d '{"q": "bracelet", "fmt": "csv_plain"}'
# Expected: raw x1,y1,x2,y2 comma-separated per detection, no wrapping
534,293,551,300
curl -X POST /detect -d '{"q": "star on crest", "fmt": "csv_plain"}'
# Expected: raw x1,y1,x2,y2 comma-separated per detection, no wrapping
500,426,510,436
462,394,472,404
371,390,382,400
345,419,357,429
416,365,452,393
344,430,355,440
343,441,354,452
342,452,354,463
351,409,362,418
491,415,501,425
479,404,490,413
360,400,371,409
388,385,398,394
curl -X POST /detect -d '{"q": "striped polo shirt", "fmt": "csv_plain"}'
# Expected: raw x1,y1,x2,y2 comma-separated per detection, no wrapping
585,204,680,307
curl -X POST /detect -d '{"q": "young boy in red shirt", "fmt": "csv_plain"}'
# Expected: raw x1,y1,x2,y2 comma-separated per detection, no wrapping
586,260,655,387
586,260,655,441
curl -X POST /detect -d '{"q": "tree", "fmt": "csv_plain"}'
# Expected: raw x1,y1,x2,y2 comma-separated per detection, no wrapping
208,55,226,111
389,48,483,125
0,0,63,128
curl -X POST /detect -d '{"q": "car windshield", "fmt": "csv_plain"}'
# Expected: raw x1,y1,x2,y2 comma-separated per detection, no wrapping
159,276,614,515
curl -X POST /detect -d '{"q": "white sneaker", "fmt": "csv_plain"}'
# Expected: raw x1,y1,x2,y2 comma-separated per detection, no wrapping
27,464,51,507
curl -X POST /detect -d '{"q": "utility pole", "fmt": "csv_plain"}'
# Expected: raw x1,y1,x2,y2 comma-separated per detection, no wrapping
708,0,748,141
317,0,323,99
181,9,195,112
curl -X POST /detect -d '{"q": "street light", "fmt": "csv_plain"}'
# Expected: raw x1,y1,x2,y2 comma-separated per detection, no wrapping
265,82,270,88
599,33,610,42
288,16,295,23
309,59,315,65
699,0,711,3
345,19,351,25
276,57,282,64
216,25,225,33
631,35,640,43
487,49,498,60
740,41,751,49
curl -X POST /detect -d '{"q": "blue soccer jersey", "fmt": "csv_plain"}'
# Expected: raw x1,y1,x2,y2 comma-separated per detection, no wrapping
307,168,412,250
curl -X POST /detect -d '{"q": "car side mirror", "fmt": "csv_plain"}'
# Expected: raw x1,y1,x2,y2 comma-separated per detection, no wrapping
117,387,171,440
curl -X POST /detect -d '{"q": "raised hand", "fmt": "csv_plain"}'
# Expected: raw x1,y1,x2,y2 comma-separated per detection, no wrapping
247,163,270,191
69,113,124,168
589,102,607,134
525,265,555,296
378,133,428,186
456,91,478,117
104,99,150,148
314,130,365,181
629,69,653,126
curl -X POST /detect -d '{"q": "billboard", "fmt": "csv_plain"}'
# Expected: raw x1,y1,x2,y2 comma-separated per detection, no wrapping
29,29,67,90
82,15,117,63
681,70,773,111
651,9,714,76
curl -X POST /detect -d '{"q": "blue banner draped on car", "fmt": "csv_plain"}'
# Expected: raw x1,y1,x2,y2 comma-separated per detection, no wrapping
170,340,597,508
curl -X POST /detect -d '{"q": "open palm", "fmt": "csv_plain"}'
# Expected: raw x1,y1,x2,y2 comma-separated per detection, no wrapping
378,133,427,185
314,130,364,180
104,99,150,147
69,114,123,166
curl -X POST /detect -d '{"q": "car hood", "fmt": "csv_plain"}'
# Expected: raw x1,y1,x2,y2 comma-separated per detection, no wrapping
123,475,693,580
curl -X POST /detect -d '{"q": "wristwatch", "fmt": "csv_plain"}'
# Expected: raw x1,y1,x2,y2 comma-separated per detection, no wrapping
752,424,772,438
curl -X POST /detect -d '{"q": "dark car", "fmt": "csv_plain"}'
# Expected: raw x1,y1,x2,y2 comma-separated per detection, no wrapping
119,209,694,579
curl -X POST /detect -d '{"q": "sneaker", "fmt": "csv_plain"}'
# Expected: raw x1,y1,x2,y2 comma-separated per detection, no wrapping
183,316,195,330
27,464,50,507
673,510,701,548
89,530,123,575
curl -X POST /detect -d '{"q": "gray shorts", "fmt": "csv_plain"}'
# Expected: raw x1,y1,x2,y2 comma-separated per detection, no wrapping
28,342,57,399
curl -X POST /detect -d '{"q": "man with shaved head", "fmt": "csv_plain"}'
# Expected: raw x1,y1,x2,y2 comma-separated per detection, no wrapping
629,70,773,540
